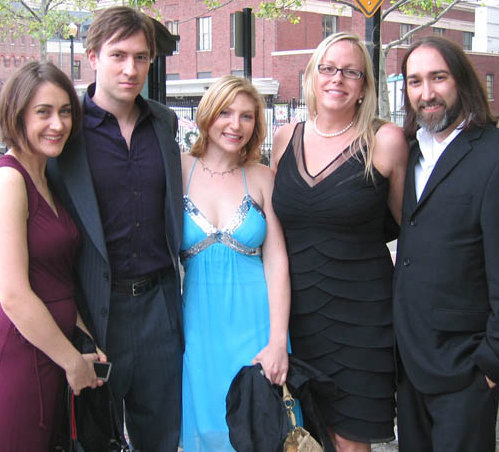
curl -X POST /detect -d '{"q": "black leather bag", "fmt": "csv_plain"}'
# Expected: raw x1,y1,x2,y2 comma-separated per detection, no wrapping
54,328,129,452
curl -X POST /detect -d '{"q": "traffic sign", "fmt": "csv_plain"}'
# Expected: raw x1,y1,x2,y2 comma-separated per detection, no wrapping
353,0,385,17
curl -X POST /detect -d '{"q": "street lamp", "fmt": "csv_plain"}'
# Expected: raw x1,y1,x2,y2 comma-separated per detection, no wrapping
68,22,77,82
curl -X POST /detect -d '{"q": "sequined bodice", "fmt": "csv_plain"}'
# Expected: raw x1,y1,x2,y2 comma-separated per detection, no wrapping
180,161,267,262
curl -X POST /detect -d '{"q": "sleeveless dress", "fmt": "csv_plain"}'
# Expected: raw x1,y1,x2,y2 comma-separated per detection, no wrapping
180,160,272,452
272,123,395,443
0,155,80,451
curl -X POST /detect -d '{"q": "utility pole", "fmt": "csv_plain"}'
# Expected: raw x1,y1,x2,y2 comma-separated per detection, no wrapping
235,8,255,81
365,9,381,97
242,7,253,81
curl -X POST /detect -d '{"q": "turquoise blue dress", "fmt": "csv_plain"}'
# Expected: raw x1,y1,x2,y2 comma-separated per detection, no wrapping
180,160,272,451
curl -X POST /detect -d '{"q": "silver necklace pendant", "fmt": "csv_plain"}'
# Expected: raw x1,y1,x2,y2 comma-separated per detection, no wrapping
200,160,238,178
313,116,354,138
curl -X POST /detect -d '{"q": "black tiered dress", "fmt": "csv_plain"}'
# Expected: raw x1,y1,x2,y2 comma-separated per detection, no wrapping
272,122,395,443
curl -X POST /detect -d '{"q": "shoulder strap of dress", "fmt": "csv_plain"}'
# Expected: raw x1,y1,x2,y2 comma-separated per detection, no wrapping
185,157,199,195
241,167,249,195
291,121,305,147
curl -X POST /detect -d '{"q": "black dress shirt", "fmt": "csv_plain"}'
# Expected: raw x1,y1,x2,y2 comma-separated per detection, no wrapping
83,84,171,279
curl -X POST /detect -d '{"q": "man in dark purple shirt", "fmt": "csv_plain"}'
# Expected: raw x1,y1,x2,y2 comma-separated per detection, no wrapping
48,7,183,451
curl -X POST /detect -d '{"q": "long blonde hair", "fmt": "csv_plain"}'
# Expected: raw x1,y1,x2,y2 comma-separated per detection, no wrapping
191,76,267,165
303,32,378,178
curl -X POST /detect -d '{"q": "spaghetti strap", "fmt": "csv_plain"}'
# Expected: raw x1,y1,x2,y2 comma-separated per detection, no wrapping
185,158,199,195
241,167,248,195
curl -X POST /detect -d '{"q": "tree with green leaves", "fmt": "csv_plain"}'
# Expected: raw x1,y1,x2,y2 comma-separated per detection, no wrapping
205,0,464,118
0,0,98,61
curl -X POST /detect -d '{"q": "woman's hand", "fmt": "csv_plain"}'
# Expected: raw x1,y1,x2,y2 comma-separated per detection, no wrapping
95,346,107,363
252,343,288,386
65,352,103,395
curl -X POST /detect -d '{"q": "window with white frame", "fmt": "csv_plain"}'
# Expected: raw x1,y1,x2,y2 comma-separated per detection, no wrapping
197,17,212,51
230,13,236,49
400,24,413,45
463,32,473,51
486,74,494,101
322,15,338,40
299,72,305,100
165,20,179,53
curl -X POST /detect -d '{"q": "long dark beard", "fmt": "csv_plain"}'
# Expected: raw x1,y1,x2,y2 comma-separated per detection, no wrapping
416,98,462,134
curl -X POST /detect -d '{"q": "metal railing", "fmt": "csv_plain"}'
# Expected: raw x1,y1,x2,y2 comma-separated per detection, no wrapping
170,98,310,165
170,99,406,165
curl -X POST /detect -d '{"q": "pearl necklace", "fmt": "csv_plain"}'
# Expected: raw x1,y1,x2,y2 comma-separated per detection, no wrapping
200,159,238,178
313,116,354,138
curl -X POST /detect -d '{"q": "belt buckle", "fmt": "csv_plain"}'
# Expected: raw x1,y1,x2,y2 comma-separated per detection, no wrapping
132,278,149,296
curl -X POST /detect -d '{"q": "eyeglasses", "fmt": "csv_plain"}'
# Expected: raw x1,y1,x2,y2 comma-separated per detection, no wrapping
317,64,364,80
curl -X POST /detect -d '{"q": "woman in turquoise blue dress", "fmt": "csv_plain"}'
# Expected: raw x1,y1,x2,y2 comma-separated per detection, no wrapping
180,76,291,452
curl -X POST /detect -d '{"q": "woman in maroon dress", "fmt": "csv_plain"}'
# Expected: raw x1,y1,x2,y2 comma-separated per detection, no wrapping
0,62,105,451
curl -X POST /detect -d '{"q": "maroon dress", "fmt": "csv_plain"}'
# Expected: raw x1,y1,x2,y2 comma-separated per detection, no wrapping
0,155,80,451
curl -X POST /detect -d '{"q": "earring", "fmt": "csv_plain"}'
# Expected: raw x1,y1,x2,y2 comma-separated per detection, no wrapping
358,98,363,105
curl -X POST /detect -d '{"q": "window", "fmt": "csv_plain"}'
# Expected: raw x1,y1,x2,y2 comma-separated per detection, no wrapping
197,71,212,79
166,73,180,80
299,72,305,100
73,60,81,80
433,27,445,36
400,24,413,45
322,15,338,40
486,74,494,101
230,13,236,49
463,32,474,51
197,17,212,51
231,70,244,77
165,20,179,53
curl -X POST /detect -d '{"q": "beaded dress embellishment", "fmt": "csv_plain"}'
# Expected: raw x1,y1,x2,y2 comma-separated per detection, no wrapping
180,194,264,261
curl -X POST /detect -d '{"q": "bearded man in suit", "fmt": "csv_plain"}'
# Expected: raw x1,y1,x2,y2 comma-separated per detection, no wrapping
394,36,499,452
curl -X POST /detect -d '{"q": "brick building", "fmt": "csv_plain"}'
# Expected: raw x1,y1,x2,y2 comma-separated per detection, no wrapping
157,0,498,114
0,0,497,115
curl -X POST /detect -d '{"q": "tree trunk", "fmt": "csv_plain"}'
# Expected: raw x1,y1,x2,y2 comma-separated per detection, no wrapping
39,38,47,61
378,48,391,121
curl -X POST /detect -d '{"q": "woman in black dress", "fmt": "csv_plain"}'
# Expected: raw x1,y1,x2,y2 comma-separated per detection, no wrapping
271,32,408,452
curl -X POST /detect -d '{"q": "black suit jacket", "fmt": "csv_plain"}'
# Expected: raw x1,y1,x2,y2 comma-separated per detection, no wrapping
394,124,499,394
47,99,183,350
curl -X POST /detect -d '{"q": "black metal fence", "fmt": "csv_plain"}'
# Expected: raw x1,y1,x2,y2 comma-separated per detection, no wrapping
170,98,309,165
170,98,406,164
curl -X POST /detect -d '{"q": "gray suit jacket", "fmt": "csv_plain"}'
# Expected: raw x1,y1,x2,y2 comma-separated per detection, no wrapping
48,99,183,350
394,124,499,394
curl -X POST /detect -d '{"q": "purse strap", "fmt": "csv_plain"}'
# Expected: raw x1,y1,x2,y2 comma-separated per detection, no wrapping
283,383,298,430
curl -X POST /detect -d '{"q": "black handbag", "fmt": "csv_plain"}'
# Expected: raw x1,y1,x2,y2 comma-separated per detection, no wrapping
54,328,129,452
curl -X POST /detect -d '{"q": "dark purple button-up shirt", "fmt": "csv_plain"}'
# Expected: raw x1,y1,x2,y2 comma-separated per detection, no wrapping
84,84,171,279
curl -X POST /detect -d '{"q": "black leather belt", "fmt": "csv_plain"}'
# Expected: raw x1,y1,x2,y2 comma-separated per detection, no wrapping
111,270,166,297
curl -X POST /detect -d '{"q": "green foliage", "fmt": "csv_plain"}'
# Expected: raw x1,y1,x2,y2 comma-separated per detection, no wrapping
393,0,450,17
205,0,302,23
128,0,162,19
0,0,97,56
129,0,157,8
256,1,302,23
